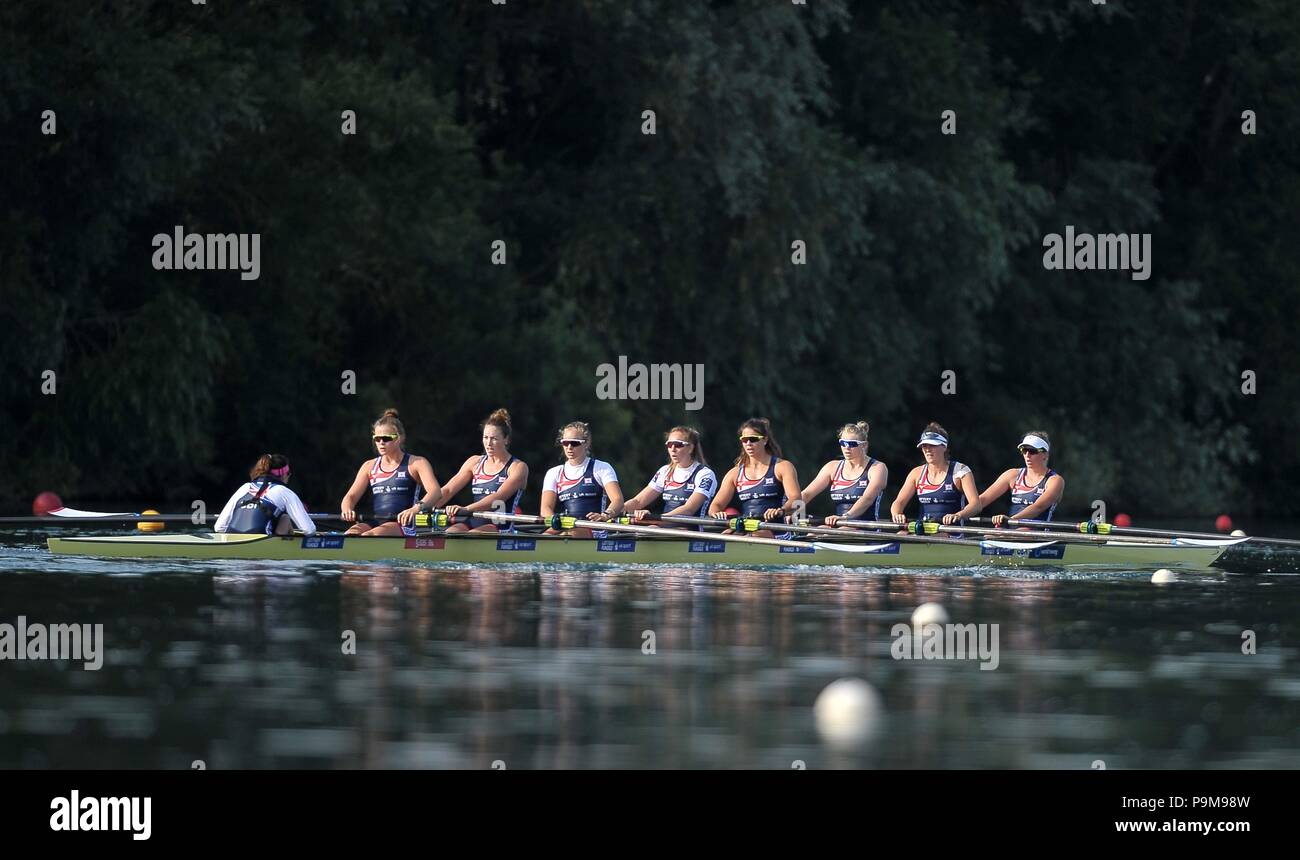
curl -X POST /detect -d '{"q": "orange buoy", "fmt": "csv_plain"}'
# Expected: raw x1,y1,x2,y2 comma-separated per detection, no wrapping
32,491,63,516
1114,513,1132,527
137,508,165,532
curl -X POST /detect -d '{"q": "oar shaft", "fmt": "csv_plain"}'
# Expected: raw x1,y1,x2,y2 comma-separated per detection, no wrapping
658,514,967,547
967,517,1300,548
834,517,1176,546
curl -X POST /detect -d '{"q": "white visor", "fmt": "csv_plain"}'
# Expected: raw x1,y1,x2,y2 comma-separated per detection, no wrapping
1018,434,1050,452
916,431,948,448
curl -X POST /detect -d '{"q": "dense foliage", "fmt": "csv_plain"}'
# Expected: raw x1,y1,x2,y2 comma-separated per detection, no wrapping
3,0,1295,517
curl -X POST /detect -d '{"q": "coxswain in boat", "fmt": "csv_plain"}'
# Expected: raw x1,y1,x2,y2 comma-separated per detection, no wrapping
540,421,624,537
340,408,442,536
707,417,802,539
215,454,316,535
976,431,1064,526
622,426,718,526
801,420,888,528
889,422,980,530
440,408,530,533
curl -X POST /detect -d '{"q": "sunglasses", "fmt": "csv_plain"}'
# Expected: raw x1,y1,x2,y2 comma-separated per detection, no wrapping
1019,446,1045,455
739,435,766,444
665,440,690,449
372,435,398,443
838,439,864,449
560,439,586,447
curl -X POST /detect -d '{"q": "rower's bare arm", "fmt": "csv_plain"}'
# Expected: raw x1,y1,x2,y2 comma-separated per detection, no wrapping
890,467,920,522
340,461,373,522
624,484,662,517
540,490,558,519
440,457,478,505
1011,475,1066,521
977,469,1017,510
414,458,442,510
665,491,710,518
601,481,625,517
800,462,836,503
945,472,982,523
777,462,802,517
708,469,739,516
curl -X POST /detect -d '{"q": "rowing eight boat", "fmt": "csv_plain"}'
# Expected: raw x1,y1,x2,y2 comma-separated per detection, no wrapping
45,532,1242,569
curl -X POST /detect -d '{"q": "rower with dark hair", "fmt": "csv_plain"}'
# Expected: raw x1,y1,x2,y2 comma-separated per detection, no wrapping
623,425,717,526
215,454,316,535
440,408,530,533
707,417,802,539
976,431,1065,526
889,422,980,528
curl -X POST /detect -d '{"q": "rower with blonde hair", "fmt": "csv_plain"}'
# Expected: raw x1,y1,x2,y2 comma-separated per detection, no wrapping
339,409,442,536
801,420,888,527
540,421,624,537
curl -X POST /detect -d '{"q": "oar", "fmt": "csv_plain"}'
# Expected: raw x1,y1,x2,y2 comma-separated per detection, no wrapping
655,514,998,547
828,517,1201,546
967,516,1300,548
657,513,1172,548
416,510,923,553
0,506,345,524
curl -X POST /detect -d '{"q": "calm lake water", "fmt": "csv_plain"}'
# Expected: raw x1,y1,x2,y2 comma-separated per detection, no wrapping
2,527,1298,769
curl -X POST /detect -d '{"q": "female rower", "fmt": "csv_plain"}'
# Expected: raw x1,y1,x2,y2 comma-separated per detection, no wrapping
707,417,802,539
801,421,888,527
440,408,530,533
976,432,1064,526
889,422,980,528
623,426,717,525
215,454,316,535
339,408,442,536
540,421,624,537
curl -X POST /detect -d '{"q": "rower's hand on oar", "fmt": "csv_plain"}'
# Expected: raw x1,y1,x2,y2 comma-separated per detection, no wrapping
941,514,960,525
397,506,421,526
341,506,358,523
587,512,609,522
445,505,463,519
711,511,728,520
891,513,906,525
824,515,840,527
763,507,783,521
991,515,1008,527
631,509,650,521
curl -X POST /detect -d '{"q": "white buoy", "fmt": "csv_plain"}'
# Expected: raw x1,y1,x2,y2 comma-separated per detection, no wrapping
911,602,949,626
1151,569,1177,584
814,678,882,747
1230,529,1246,537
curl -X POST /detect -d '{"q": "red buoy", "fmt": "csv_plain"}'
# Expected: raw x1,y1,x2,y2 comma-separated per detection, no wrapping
1113,512,1132,527
32,491,63,516
1215,514,1233,533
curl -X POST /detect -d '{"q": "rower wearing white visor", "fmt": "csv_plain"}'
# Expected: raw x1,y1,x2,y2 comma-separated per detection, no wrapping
622,426,717,526
889,422,980,527
215,454,316,535
976,431,1064,526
